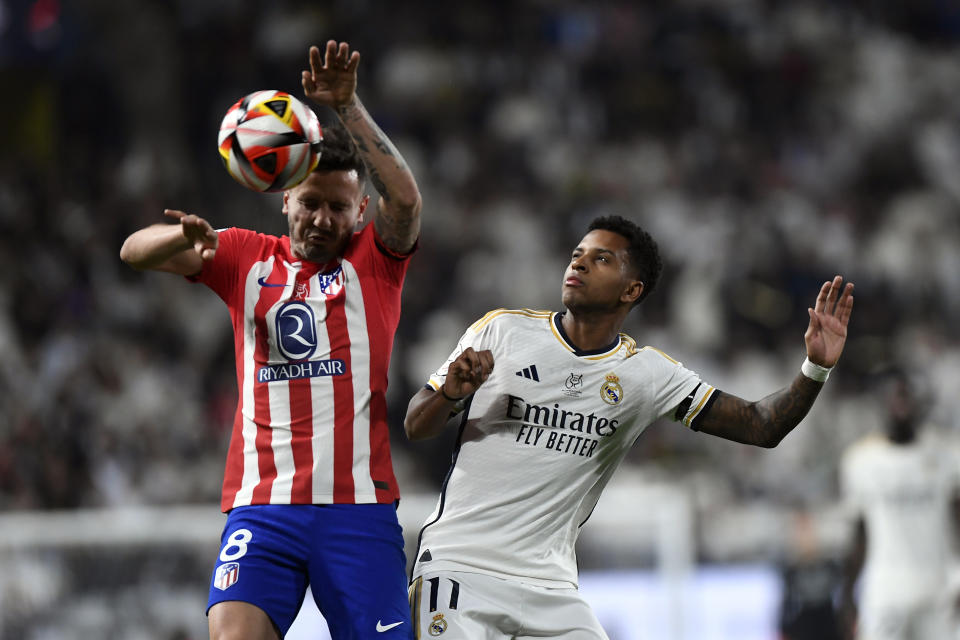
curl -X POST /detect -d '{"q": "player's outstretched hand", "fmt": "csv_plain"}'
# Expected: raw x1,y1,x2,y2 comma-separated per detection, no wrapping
443,347,494,401
804,275,854,367
302,40,359,109
164,209,218,261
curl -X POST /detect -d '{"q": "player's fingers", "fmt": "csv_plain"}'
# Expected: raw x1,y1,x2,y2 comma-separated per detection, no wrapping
164,209,186,220
451,350,476,378
455,351,483,383
829,281,850,320
308,45,322,75
449,356,471,377
337,42,350,67
301,70,315,92
836,282,854,312
346,50,360,73
478,350,495,377
324,40,337,68
825,275,842,311
839,291,854,326
183,214,207,229
806,308,820,336
813,280,830,314
460,348,483,378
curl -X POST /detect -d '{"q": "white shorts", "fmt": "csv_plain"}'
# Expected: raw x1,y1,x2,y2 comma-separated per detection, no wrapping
408,570,608,640
857,598,953,640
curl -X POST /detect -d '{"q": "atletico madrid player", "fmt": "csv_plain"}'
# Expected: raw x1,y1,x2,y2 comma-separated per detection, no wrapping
121,40,420,640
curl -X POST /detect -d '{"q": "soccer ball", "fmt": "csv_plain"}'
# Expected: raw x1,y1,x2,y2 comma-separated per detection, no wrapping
217,90,323,192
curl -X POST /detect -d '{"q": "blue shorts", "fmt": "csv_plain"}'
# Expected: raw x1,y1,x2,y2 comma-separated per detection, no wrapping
207,504,412,639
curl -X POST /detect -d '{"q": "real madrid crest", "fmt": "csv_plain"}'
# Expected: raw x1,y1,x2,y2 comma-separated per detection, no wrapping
429,613,448,636
600,373,623,405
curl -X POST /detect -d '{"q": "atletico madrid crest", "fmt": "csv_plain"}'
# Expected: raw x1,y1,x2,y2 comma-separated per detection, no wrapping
215,562,240,591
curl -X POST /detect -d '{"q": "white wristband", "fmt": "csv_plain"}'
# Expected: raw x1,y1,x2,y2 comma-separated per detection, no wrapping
801,357,832,382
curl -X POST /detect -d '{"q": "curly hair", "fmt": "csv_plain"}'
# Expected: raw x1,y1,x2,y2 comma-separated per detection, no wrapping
587,215,662,305
313,122,367,185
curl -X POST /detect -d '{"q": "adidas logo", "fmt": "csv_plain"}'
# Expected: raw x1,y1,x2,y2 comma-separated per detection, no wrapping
515,365,540,381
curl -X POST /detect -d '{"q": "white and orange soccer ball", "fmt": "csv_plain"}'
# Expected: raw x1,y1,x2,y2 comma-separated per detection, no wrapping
217,90,323,192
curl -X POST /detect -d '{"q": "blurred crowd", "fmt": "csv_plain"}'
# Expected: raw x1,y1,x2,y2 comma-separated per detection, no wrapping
2,0,960,554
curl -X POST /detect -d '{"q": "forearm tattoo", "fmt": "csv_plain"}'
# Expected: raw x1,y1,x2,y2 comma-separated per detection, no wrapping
698,374,823,447
337,102,419,251
336,103,408,203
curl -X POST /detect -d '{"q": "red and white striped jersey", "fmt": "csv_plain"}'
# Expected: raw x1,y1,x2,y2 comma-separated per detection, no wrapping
192,223,412,511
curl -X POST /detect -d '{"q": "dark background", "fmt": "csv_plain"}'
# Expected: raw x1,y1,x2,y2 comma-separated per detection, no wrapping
1,0,959,637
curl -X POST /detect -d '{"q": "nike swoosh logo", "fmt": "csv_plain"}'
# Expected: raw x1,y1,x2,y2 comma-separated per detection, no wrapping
257,276,287,288
376,620,404,632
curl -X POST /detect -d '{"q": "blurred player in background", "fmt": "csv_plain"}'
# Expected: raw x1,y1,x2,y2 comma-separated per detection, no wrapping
120,41,420,640
404,215,854,639
777,508,844,640
839,370,960,640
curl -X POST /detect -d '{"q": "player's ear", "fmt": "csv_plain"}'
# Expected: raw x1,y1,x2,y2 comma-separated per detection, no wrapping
281,190,291,217
357,194,370,223
621,279,644,305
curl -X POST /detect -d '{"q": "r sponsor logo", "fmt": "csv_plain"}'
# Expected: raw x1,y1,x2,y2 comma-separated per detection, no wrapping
275,301,317,360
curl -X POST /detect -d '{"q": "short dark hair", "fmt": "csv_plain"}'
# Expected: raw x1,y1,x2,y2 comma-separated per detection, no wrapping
587,215,662,305
314,122,367,184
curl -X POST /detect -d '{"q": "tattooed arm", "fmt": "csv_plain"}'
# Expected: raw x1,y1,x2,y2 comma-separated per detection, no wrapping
696,276,855,448
302,40,422,254
696,376,824,447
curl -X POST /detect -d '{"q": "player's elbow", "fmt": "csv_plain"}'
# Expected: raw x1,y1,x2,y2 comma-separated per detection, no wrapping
391,187,422,218
403,416,430,442
403,400,426,441
119,239,146,270
754,425,793,448
404,398,446,442
403,421,420,441
757,433,784,448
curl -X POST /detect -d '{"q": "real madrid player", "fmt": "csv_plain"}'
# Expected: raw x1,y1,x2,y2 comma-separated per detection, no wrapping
405,216,854,639
121,41,420,640
839,372,960,640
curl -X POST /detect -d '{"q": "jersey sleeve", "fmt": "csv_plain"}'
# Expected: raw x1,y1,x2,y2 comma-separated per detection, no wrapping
424,313,493,412
356,223,415,289
644,348,718,429
188,227,253,308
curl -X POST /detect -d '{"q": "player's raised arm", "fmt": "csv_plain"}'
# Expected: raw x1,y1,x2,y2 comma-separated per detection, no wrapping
694,276,854,447
302,40,422,255
119,209,218,276
405,347,495,441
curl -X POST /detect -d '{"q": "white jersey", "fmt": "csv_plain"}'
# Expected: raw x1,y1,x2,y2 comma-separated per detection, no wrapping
841,430,960,609
413,309,718,588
